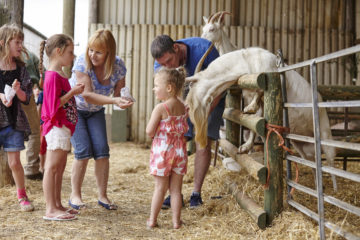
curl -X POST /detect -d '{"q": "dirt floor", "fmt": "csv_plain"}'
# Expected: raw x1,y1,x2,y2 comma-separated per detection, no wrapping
0,141,359,240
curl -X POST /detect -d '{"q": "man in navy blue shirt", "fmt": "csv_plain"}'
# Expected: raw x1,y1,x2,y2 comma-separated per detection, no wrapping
151,35,225,208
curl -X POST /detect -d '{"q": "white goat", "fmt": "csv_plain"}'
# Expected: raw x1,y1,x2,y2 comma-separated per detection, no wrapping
202,12,264,153
186,46,338,192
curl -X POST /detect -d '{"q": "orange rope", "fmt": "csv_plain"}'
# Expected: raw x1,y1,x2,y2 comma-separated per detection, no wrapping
264,124,299,195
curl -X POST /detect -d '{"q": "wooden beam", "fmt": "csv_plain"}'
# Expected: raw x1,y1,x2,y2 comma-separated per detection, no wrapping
318,85,360,100
223,108,265,137
225,89,240,146
63,0,75,38
237,73,267,90
263,72,283,225
219,139,267,184
227,182,266,229
0,150,14,187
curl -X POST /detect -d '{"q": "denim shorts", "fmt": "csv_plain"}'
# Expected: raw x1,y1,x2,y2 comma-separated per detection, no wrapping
0,126,25,152
185,95,225,141
71,108,110,160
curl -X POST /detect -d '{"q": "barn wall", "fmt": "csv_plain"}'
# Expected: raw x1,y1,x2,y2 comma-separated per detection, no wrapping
95,0,358,143
91,23,355,143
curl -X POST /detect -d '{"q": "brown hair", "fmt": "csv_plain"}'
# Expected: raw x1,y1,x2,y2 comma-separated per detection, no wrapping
0,23,27,66
39,34,73,86
155,66,186,96
85,29,116,80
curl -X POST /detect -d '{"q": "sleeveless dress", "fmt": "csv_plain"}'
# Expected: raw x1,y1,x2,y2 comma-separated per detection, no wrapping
150,103,189,177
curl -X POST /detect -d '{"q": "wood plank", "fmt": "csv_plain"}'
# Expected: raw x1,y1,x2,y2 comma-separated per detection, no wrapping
227,182,267,229
263,72,283,225
223,108,266,137
219,139,267,184
0,151,14,187
146,25,156,143
125,26,135,140
138,25,148,143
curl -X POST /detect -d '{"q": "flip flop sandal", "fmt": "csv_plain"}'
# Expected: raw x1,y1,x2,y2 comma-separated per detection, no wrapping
43,213,77,221
98,200,118,210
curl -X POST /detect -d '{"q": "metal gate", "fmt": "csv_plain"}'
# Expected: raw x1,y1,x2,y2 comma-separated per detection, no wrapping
278,45,360,240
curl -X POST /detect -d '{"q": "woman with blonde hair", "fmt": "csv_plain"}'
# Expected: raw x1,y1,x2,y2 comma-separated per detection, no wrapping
68,29,133,210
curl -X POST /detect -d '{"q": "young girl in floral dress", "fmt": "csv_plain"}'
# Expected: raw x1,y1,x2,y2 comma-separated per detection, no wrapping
146,66,188,229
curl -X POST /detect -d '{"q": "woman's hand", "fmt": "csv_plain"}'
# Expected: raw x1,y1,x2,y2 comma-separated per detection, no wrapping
71,83,85,96
0,93,12,107
12,79,20,93
113,97,134,109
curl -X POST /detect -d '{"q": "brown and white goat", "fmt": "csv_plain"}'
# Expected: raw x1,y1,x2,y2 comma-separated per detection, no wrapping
185,46,338,192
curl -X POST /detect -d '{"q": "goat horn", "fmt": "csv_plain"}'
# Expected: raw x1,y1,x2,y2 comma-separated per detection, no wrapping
207,13,215,23
194,43,214,74
209,12,223,24
218,11,231,24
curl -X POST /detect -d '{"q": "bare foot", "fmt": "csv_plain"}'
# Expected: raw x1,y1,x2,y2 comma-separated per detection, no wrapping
173,220,183,229
146,219,158,229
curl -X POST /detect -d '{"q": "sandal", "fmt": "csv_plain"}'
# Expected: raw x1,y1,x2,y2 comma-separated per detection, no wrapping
18,197,34,212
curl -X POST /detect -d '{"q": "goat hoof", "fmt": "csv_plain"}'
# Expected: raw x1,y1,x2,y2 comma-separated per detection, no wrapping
243,106,257,114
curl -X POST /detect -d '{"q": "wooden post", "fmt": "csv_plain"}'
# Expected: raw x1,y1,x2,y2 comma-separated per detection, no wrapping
226,88,240,146
62,0,76,78
263,72,283,225
227,182,266,229
88,0,98,35
63,0,75,38
0,149,14,187
8,0,24,28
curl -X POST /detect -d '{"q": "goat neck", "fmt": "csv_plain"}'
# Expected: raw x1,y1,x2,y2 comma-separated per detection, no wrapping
215,31,237,55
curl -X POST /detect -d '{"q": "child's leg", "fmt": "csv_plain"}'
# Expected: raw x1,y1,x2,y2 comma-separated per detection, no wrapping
7,151,25,190
7,151,34,211
55,152,67,209
169,173,184,229
43,149,68,217
39,129,47,173
148,176,169,227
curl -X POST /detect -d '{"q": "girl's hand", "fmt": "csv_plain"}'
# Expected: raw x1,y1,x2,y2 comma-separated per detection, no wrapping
0,93,12,107
113,97,134,109
12,79,20,93
72,83,85,95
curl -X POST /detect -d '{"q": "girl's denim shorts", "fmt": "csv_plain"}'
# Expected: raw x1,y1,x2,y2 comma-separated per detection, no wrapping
0,126,25,152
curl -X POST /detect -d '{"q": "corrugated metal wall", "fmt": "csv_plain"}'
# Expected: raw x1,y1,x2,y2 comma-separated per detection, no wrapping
95,0,357,143
90,22,355,143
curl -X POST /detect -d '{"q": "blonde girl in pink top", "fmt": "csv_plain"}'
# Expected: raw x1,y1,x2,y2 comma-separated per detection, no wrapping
39,34,84,221
146,66,188,229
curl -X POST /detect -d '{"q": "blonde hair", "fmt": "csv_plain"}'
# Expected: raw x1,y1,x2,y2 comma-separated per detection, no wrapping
39,34,73,86
155,66,186,96
85,29,116,80
0,23,27,66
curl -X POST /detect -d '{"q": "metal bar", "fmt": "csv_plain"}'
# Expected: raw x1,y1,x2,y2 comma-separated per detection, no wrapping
285,100,360,108
322,166,360,182
286,155,360,182
288,180,360,217
285,134,360,151
288,200,360,240
278,45,360,72
310,61,326,240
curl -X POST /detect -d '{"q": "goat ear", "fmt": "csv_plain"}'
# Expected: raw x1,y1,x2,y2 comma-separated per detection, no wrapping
203,16,208,24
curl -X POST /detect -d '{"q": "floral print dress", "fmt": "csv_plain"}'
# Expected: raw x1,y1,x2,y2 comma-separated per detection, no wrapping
150,103,189,177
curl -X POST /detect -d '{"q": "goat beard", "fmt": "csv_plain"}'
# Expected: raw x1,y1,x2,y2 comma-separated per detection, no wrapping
185,78,238,149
